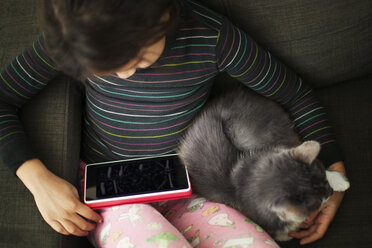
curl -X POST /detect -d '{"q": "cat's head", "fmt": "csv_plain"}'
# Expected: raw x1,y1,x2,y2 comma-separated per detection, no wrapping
285,141,334,213
251,141,334,223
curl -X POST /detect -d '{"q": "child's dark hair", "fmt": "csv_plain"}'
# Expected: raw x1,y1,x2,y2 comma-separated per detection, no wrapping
39,0,178,79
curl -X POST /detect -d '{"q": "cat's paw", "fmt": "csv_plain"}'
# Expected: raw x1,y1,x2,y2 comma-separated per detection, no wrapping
326,170,350,192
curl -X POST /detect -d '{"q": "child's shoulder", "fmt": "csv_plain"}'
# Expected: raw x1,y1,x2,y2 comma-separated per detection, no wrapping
177,0,226,31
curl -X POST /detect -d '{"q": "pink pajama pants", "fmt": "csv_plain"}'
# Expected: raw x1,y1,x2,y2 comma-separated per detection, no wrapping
79,161,279,248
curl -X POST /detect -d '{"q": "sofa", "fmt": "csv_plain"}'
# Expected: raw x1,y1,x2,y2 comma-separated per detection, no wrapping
0,0,371,247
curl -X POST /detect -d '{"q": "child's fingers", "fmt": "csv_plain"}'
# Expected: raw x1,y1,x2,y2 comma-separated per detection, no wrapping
298,208,321,229
300,222,329,245
62,219,89,237
307,209,321,222
50,220,69,235
299,219,314,229
70,212,97,232
289,224,318,239
76,201,103,224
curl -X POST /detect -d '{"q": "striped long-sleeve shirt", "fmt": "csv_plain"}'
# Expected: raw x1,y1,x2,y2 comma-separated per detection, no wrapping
0,0,342,174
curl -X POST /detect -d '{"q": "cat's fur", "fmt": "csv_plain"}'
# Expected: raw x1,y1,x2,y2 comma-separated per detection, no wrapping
179,87,349,241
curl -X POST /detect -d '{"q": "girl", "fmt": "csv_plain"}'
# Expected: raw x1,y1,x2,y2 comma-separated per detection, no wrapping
0,0,346,247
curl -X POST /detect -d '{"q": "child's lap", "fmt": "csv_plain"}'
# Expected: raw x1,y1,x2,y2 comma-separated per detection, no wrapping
79,161,278,247
89,204,192,248
151,195,279,247
90,197,278,247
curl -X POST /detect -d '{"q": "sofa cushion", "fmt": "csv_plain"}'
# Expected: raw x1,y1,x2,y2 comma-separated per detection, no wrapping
0,0,39,67
0,77,85,248
200,0,372,88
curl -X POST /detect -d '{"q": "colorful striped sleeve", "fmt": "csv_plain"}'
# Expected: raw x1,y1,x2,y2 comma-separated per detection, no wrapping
216,18,343,167
0,35,59,174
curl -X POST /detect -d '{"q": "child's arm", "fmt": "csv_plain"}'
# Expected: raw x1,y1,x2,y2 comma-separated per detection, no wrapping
0,35,58,174
215,18,343,168
16,159,102,236
0,36,102,236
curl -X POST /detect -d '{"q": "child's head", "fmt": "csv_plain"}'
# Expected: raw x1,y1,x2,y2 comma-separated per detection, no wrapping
39,0,178,79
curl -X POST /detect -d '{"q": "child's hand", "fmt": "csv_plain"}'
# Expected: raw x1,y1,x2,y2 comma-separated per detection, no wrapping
17,159,103,236
289,161,346,245
289,190,344,244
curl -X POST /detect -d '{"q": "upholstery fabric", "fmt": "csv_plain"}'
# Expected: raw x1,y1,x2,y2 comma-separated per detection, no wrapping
200,0,372,87
0,2,85,246
0,77,85,247
0,0,39,66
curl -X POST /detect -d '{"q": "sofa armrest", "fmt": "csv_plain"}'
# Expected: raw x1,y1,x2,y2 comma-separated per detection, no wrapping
0,76,89,248
19,76,83,183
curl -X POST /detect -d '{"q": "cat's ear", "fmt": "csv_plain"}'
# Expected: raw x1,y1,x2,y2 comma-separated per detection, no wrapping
291,141,321,164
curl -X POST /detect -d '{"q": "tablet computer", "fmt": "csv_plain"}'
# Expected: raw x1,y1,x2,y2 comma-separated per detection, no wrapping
84,154,192,209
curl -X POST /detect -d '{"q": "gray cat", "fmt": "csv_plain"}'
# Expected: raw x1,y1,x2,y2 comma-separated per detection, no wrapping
179,86,350,241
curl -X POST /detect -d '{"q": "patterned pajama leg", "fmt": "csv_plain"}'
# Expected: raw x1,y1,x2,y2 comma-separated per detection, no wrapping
89,204,193,248
78,161,192,248
78,162,279,247
152,195,280,248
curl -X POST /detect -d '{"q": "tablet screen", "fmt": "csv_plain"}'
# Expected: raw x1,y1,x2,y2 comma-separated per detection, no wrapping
85,155,189,200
